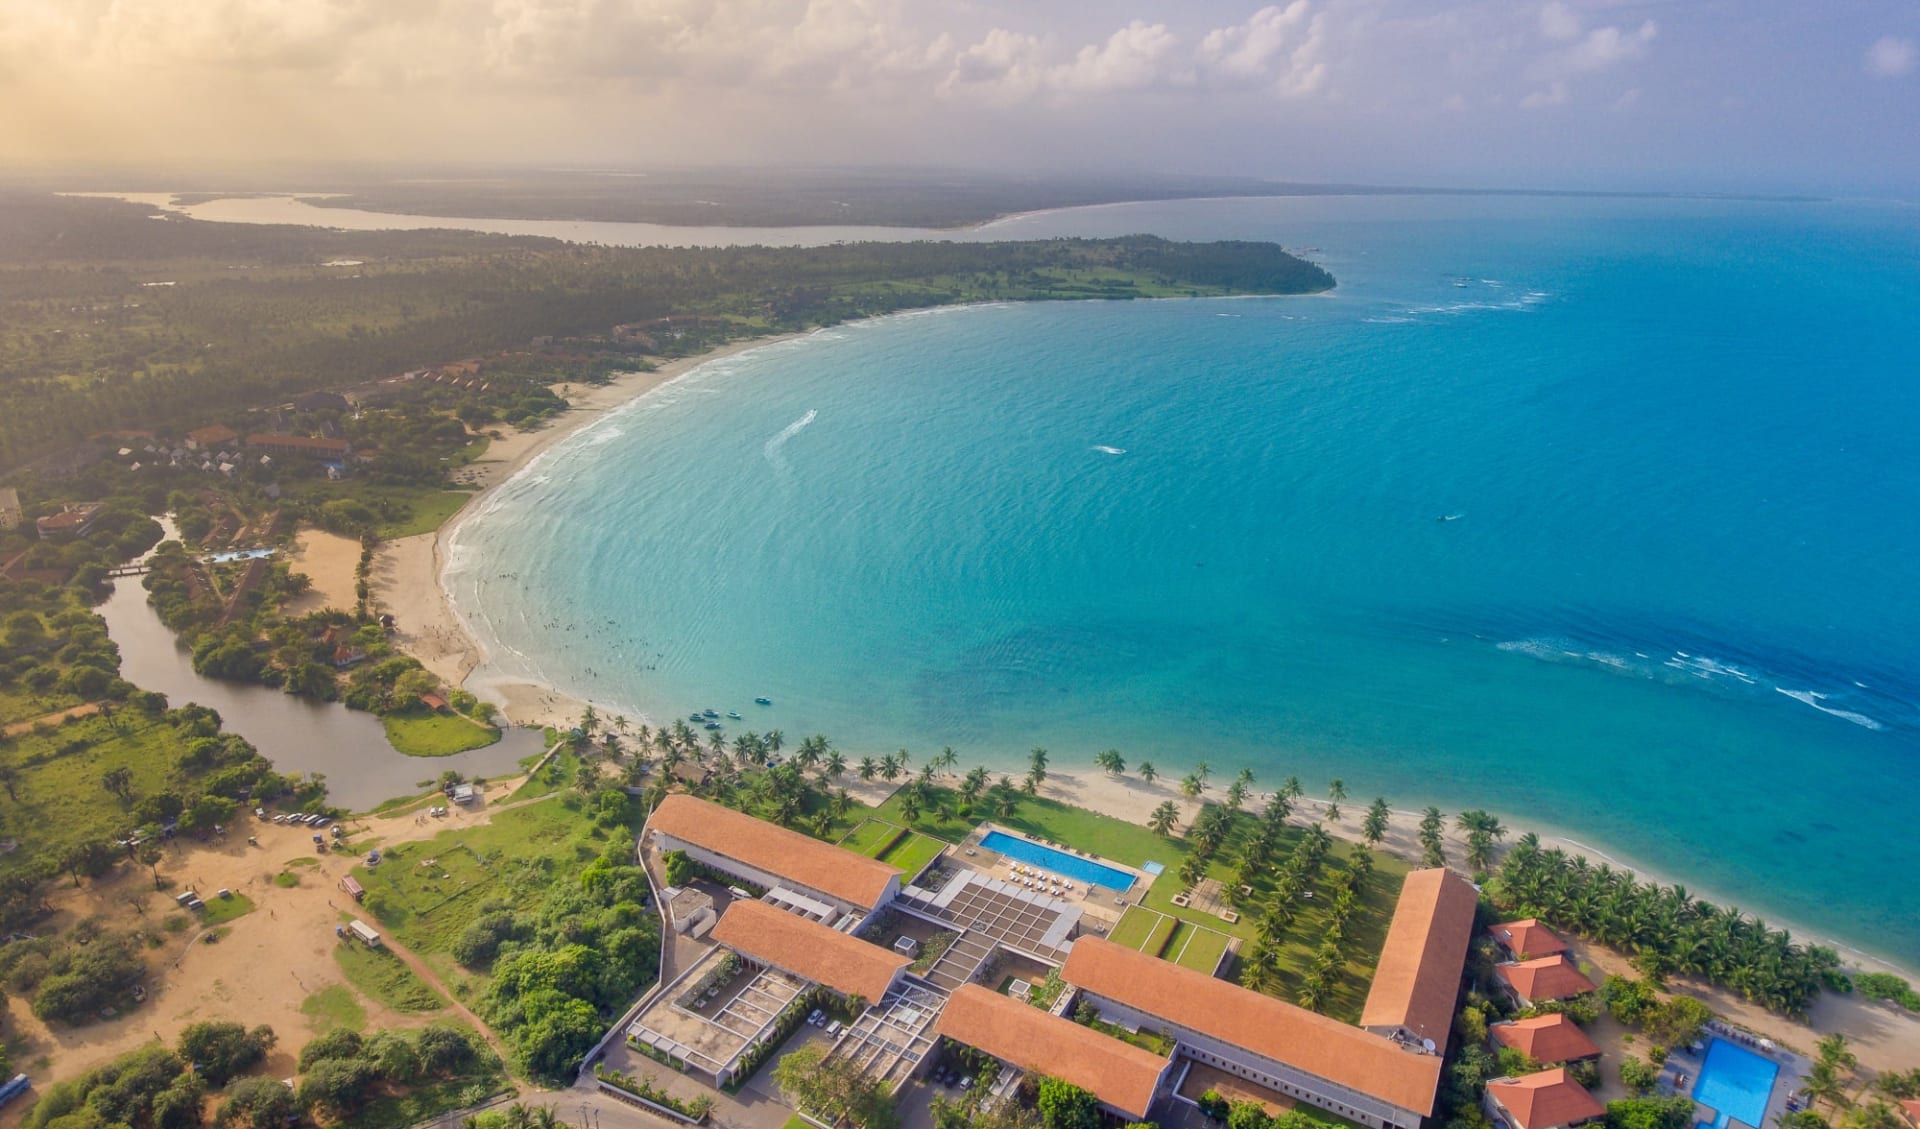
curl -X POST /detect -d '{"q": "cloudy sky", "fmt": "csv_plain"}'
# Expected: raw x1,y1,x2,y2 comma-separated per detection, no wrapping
3,0,1916,193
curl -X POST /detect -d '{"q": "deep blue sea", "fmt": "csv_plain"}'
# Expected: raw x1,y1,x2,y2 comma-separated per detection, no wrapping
447,195,1920,967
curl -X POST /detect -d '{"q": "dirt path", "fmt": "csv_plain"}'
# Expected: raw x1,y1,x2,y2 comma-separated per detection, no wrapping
377,931,512,1066
2,701,102,737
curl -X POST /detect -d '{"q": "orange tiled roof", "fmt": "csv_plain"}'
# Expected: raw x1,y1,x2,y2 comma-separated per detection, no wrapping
649,794,899,909
1490,919,1571,959
935,985,1167,1118
1496,955,1597,1003
1898,1099,1920,1126
1063,937,1443,1115
1360,868,1479,1048
245,433,349,452
710,901,907,1004
1490,1015,1601,1064
1487,1067,1605,1129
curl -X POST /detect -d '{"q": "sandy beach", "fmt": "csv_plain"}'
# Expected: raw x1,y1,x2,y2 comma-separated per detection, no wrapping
282,527,363,616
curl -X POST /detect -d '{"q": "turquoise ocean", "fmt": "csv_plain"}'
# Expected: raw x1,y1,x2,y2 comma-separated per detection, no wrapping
446,195,1920,967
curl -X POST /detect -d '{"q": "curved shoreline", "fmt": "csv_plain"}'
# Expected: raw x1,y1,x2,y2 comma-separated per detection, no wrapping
373,313,1919,993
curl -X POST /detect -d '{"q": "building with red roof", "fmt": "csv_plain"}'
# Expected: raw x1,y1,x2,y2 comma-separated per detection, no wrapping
1490,1015,1601,1065
1495,955,1598,1008
1490,919,1572,962
1485,1068,1605,1129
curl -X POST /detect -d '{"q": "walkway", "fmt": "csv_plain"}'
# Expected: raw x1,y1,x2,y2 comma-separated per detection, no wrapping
3,701,103,737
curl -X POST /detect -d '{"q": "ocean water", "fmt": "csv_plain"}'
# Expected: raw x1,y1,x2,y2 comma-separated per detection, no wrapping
446,195,1920,967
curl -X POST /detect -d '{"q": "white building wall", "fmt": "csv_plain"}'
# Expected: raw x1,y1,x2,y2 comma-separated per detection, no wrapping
1082,992,1424,1129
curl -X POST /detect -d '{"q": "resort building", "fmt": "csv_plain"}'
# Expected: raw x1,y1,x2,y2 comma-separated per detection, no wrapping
35,501,104,542
1361,868,1480,1052
710,900,909,1007
1062,936,1446,1129
1490,919,1571,962
646,794,902,918
1898,1099,1920,1128
1489,1015,1601,1066
934,984,1172,1123
185,423,239,450
0,487,21,531
1494,955,1597,1009
1484,1067,1605,1129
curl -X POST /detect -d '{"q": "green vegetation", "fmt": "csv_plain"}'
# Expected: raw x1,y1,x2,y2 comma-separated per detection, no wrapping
1853,971,1920,1012
508,747,579,801
838,818,903,855
0,929,147,1026
1492,833,1844,1015
293,1022,504,1126
199,891,257,926
1108,906,1168,950
382,709,502,757
301,984,369,1032
593,1064,715,1121
877,829,947,876
771,1044,898,1129
334,940,448,1013
1169,923,1232,974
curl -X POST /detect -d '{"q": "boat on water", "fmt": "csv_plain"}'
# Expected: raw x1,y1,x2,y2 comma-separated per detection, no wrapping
688,713,705,722
703,709,719,719
704,722,722,731
1436,513,1463,522
754,696,772,705
727,710,742,719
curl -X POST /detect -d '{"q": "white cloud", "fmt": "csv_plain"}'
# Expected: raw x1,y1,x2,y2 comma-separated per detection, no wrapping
1612,86,1640,111
1050,20,1181,93
1521,80,1568,108
1197,2,1328,96
1866,35,1915,77
1539,2,1582,43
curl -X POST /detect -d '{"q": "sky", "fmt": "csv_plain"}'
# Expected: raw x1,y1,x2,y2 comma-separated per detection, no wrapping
2,0,1916,194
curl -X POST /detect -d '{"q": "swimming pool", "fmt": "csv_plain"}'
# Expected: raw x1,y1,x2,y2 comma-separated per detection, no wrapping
980,831,1136,892
1692,1037,1779,1129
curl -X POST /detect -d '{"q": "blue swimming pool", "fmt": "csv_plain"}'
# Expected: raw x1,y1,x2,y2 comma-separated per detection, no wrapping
1692,1037,1779,1129
980,831,1136,892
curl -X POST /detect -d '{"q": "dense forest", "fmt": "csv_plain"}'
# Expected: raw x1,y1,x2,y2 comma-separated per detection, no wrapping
0,193,1333,472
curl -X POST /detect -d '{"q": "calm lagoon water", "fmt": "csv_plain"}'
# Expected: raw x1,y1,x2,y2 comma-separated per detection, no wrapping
421,193,1920,967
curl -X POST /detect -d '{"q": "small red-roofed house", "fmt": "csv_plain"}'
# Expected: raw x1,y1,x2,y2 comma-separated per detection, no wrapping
1485,1068,1605,1129
1490,1015,1601,1065
1898,1099,1920,1128
1495,955,1597,1009
1489,919,1572,962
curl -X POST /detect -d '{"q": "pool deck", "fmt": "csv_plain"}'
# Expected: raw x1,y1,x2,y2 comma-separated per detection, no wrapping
1661,1024,1811,1129
955,823,1153,929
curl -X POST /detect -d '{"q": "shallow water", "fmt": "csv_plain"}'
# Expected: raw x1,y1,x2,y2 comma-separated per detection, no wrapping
448,194,1920,967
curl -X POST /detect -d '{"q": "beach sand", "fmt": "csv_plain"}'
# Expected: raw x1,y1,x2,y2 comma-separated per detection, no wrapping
372,335,805,728
372,332,1920,1074
282,527,363,616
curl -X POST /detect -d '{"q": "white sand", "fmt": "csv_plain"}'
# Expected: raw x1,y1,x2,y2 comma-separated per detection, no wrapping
282,528,363,616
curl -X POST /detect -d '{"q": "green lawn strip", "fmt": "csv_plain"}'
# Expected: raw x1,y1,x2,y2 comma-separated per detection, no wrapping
383,709,501,757
300,984,368,1032
836,818,902,856
288,482,475,540
1107,906,1165,950
1174,927,1232,975
1158,920,1189,960
877,832,946,876
198,892,257,926
509,748,580,800
333,939,447,1013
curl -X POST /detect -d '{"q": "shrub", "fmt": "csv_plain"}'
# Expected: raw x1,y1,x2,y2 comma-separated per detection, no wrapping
176,1021,277,1086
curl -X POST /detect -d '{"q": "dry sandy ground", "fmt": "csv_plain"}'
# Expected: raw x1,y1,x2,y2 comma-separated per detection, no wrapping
2,777,531,1100
282,528,363,617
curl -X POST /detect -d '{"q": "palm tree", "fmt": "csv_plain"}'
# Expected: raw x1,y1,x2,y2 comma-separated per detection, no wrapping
1224,779,1248,811
1280,775,1303,801
1179,773,1203,799
1028,746,1049,780
1138,760,1157,785
938,746,959,776
961,765,989,805
1096,748,1125,776
1236,767,1255,789
1179,854,1208,891
1362,798,1390,847
1328,778,1346,805
1148,800,1179,836
1193,760,1211,786
824,750,847,780
764,729,784,758
880,753,903,781
900,789,923,825
858,756,878,781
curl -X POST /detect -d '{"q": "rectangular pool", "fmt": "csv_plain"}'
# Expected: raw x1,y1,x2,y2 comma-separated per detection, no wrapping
980,831,1136,892
1692,1037,1779,1129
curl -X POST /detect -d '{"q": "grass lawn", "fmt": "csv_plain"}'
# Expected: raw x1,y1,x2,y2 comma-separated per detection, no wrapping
1108,906,1166,950
0,686,86,729
353,797,621,994
0,713,202,883
199,892,256,926
877,831,946,877
301,985,368,1032
334,940,447,1013
1169,924,1233,975
869,783,1408,1021
509,748,579,801
383,709,501,757
837,818,903,856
